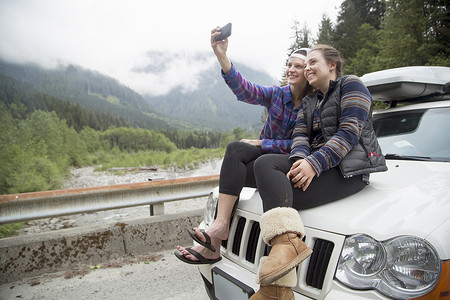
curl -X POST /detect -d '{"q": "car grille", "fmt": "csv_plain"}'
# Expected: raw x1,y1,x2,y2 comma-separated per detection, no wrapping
306,239,335,289
221,213,342,298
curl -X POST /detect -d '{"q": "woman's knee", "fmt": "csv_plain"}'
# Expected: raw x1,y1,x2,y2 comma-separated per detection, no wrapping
224,141,249,157
225,141,239,153
254,154,290,174
253,154,272,174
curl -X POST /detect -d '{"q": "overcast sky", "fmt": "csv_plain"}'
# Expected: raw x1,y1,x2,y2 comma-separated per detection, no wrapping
0,0,343,96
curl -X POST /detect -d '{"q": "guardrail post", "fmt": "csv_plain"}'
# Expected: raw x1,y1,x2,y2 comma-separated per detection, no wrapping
149,203,164,216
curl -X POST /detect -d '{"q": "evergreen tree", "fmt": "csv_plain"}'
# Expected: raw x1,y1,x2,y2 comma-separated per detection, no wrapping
333,0,385,63
287,20,312,54
377,0,450,68
345,24,381,75
0,105,17,194
316,14,335,45
433,1,450,65
233,127,245,141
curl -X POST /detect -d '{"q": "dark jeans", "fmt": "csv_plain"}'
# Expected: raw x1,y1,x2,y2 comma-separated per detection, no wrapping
219,141,262,196
253,154,367,212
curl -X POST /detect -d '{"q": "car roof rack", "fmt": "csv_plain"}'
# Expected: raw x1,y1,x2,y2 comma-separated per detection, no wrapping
361,66,450,104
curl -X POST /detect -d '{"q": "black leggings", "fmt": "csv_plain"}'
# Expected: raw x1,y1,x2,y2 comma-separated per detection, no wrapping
219,141,263,196
253,154,367,212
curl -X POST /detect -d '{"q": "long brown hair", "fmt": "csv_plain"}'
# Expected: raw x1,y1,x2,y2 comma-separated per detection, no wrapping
310,44,345,77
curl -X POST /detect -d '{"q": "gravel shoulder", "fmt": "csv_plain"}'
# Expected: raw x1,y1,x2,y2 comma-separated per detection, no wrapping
0,249,210,300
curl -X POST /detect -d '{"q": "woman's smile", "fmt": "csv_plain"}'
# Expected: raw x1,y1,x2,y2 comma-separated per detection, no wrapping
304,50,337,93
286,57,306,86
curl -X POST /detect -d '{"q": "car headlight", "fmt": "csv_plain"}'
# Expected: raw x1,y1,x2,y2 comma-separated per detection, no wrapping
336,234,441,299
204,189,218,226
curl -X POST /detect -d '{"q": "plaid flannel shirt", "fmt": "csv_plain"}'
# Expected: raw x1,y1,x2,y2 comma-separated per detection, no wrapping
222,63,299,154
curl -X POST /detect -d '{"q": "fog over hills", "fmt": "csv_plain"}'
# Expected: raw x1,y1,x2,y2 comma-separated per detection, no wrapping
0,50,279,131
140,51,277,131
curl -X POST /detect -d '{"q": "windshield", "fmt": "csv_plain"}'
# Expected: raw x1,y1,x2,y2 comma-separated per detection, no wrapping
373,107,450,161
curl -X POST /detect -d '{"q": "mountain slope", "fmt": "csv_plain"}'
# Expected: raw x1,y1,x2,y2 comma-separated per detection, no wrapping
144,60,278,131
0,73,130,131
0,61,175,130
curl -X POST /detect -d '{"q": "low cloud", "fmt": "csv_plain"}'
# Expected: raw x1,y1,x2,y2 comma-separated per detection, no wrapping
121,51,217,96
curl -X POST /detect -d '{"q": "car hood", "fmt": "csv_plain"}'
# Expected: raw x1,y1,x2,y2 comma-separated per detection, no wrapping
240,160,450,241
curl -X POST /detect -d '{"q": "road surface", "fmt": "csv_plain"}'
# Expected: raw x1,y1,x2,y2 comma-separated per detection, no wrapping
0,249,210,300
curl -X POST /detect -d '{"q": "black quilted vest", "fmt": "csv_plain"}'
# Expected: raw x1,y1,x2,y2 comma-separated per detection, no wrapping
300,76,387,178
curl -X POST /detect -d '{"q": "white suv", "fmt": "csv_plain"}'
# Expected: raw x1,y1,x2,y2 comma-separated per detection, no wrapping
198,66,450,300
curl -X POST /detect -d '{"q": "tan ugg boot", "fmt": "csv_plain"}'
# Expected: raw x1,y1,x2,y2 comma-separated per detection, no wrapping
250,257,296,300
249,285,294,300
258,207,312,286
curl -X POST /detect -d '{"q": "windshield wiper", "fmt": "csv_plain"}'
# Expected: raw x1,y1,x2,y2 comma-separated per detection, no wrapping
385,153,433,161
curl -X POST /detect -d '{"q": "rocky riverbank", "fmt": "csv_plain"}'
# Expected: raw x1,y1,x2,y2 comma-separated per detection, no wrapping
61,159,223,189
19,159,223,235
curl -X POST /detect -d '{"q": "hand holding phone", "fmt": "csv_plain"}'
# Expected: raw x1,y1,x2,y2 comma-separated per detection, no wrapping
215,23,232,42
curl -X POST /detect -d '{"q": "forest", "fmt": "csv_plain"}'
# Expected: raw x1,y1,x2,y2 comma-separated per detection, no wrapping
0,104,240,195
287,0,448,77
0,0,448,196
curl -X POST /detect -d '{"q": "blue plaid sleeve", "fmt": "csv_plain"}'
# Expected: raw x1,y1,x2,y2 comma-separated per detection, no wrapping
223,64,297,155
222,63,275,108
262,139,292,154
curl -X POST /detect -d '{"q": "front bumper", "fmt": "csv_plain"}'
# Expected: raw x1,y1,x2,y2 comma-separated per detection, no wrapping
198,258,392,300
196,206,395,300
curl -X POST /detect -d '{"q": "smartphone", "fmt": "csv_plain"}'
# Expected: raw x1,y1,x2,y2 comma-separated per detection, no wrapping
215,23,232,41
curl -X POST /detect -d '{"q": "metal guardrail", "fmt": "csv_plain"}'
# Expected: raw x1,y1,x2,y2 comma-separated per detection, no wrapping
0,175,219,225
